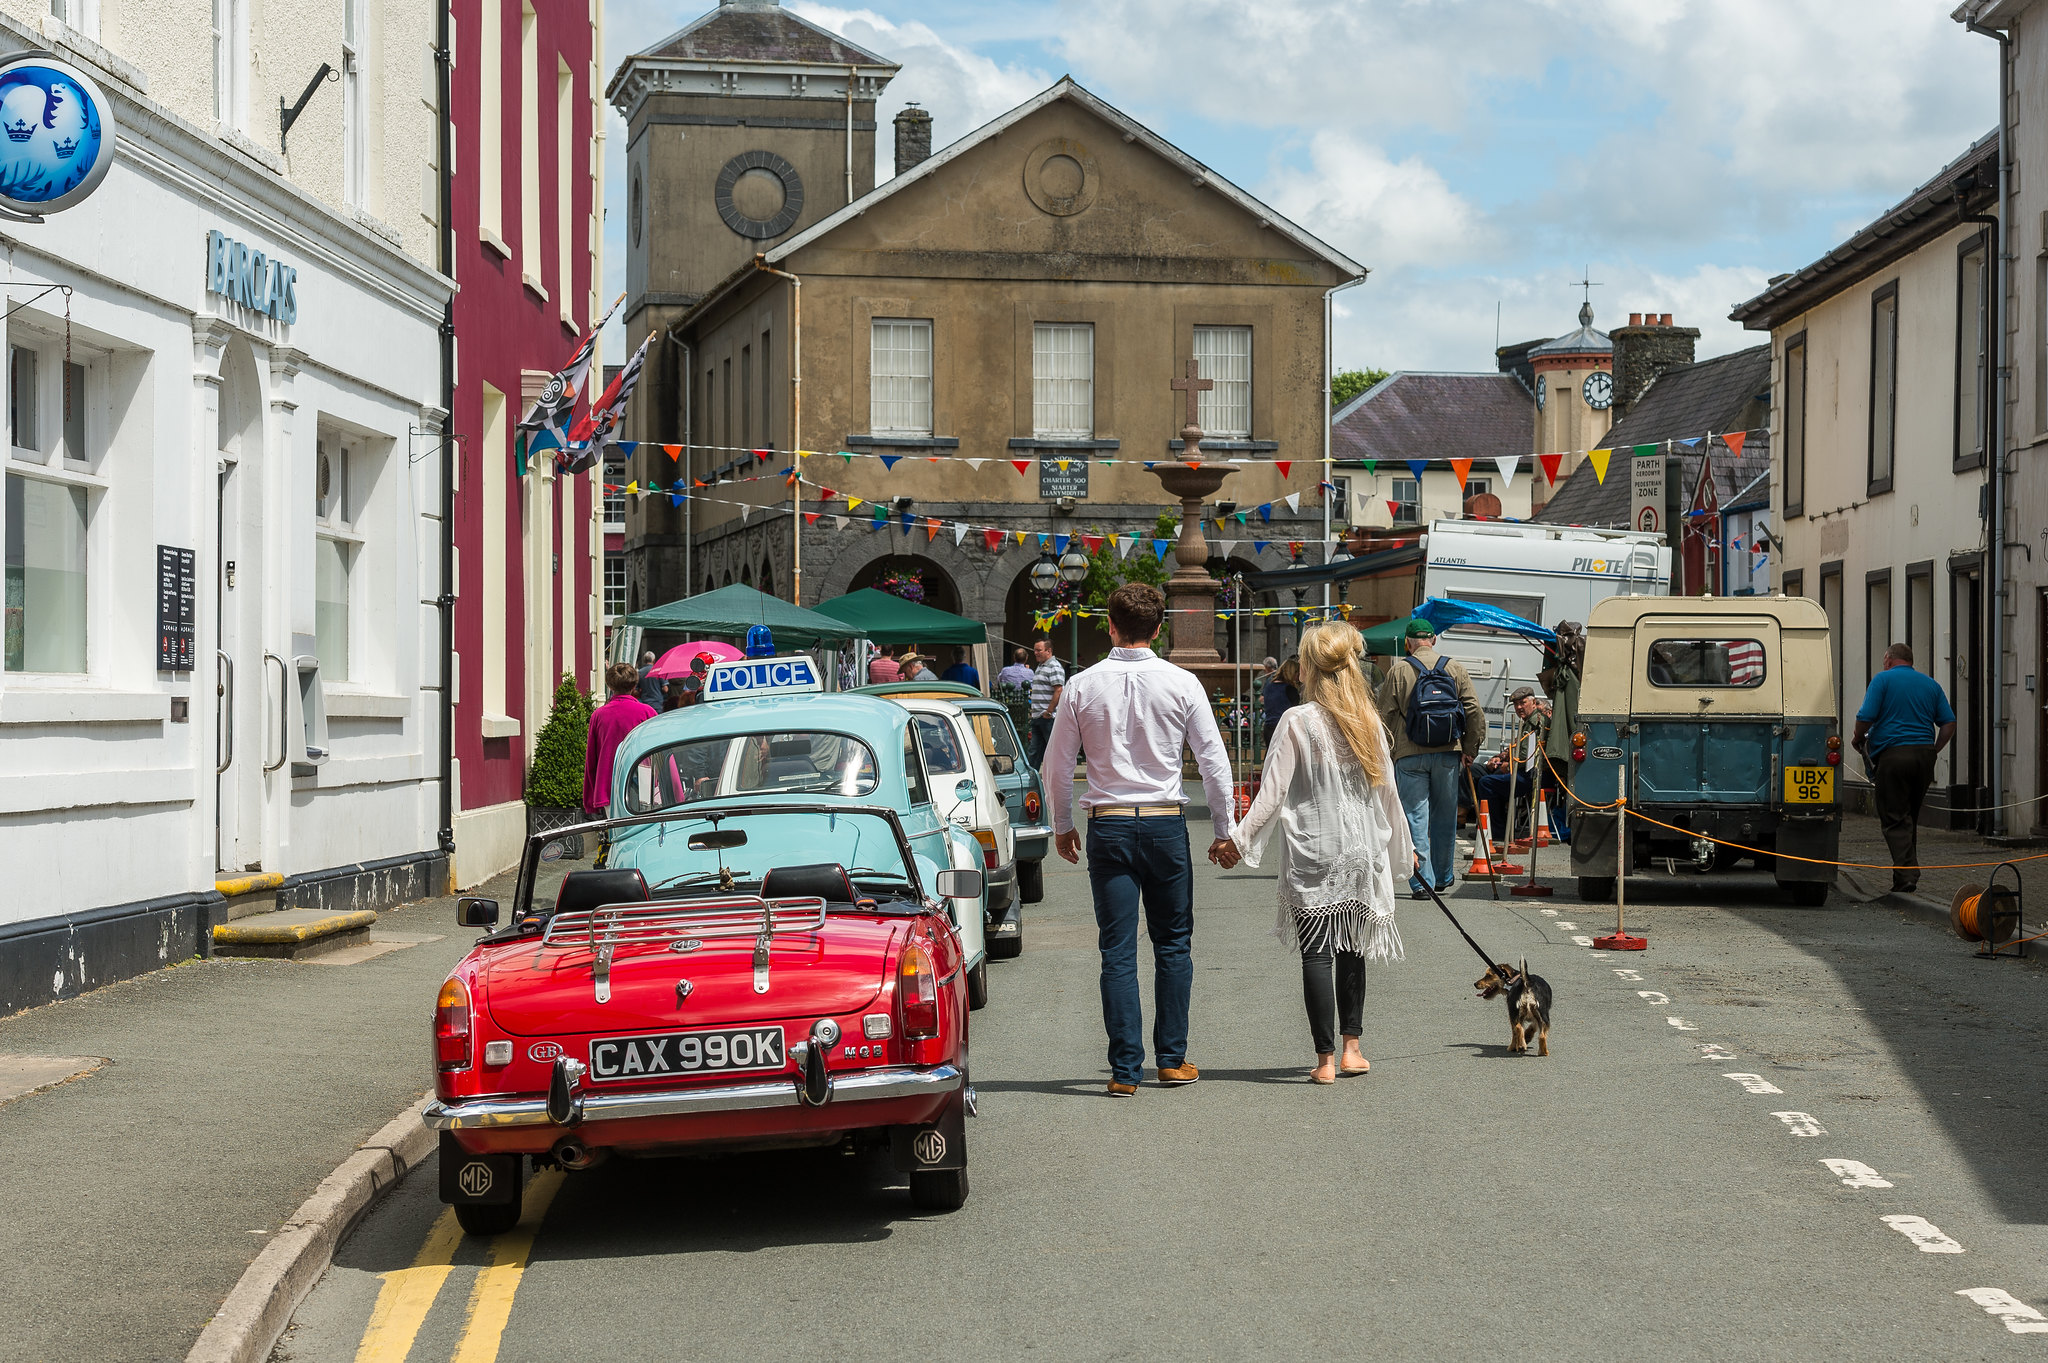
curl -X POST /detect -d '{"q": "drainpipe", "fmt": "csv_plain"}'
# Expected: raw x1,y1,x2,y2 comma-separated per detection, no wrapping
679,335,692,600
1321,275,1368,612
756,259,802,603
845,66,856,206
434,0,456,861
1966,15,2011,836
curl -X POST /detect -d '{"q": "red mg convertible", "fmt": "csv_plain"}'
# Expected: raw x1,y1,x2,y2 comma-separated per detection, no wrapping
427,802,979,1233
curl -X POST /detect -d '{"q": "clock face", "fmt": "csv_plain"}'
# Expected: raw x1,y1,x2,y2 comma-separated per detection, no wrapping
1535,375,1546,411
1583,370,1614,410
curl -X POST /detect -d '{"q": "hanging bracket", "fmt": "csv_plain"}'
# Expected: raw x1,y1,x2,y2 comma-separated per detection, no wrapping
279,62,336,155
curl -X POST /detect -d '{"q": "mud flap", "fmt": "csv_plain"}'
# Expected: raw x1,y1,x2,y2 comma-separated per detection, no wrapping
890,1091,967,1173
1772,817,1839,884
439,1130,521,1205
1571,812,1619,878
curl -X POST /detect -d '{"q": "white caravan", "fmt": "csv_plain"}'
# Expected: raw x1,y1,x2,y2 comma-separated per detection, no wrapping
1414,521,1670,747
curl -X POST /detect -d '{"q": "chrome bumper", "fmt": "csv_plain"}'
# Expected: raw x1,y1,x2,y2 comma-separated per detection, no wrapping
427,1063,963,1131
1011,823,1051,859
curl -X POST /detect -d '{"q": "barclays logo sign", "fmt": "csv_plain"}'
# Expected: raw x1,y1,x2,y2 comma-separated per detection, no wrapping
0,55,115,219
206,230,299,324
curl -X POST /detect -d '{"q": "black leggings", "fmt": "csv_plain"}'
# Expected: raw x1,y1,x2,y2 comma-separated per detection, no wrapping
1301,946,1365,1055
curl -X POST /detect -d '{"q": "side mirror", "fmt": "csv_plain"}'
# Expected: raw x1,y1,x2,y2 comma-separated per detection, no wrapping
457,896,500,928
954,777,977,802
936,868,983,901
987,754,1015,776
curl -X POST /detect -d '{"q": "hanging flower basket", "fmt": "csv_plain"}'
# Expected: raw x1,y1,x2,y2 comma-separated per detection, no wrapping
875,569,926,604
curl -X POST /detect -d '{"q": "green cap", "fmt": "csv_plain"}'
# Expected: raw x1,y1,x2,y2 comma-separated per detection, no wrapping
1406,619,1436,638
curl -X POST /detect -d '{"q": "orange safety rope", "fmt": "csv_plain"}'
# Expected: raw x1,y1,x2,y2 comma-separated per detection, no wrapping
1622,805,2048,872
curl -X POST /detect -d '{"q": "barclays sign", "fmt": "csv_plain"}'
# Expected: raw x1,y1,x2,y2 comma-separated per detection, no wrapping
206,230,299,324
0,54,115,219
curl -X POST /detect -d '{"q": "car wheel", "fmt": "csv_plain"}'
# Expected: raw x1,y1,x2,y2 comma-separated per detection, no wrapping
1577,876,1616,903
910,1167,969,1211
454,1191,522,1237
988,917,1023,960
1782,880,1830,907
966,959,989,1010
1017,858,1044,904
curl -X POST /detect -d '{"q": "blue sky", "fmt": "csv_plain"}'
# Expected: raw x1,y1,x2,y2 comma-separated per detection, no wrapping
600,0,1997,375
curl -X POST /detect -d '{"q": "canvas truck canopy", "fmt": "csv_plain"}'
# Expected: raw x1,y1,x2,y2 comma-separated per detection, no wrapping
1578,595,1832,720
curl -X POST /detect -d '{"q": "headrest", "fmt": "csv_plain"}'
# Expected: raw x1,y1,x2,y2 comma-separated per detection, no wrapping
760,862,857,905
554,868,650,917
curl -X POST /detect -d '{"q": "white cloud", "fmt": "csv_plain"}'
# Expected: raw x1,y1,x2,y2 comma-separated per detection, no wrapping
1263,131,1488,270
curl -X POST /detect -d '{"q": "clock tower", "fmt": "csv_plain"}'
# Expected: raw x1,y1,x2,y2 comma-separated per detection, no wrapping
1528,300,1613,505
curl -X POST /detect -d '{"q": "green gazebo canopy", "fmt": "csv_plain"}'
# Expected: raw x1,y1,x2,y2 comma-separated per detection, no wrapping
1360,616,1414,656
812,589,988,646
621,583,865,649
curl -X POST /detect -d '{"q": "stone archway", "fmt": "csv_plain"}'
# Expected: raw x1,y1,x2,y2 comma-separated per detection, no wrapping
1001,556,1107,671
848,553,962,617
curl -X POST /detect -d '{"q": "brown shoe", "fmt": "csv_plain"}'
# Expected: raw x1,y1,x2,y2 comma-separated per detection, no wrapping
1156,1063,1200,1086
1106,1081,1137,1097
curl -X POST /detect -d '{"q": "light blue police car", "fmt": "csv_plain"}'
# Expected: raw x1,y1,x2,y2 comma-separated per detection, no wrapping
606,651,991,1009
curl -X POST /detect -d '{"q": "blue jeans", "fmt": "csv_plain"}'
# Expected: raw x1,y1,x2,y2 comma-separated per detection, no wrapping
1473,769,1534,842
1085,815,1194,1084
1395,751,1462,891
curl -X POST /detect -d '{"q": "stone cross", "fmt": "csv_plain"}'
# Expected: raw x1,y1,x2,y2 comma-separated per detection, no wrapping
1169,358,1213,435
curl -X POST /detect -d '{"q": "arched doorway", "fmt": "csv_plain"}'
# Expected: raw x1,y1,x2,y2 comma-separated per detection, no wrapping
215,337,267,872
848,554,961,616
1002,558,1106,671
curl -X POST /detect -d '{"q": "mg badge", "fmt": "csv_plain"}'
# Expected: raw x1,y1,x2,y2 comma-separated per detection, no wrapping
527,1042,564,1063
913,1130,947,1165
675,979,694,1005
457,1161,494,1197
667,938,704,953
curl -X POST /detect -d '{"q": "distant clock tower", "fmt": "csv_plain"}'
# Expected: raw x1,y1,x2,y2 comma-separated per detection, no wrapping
1528,299,1614,505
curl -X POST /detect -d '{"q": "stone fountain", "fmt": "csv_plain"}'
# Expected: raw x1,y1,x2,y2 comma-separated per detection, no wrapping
1151,361,1254,700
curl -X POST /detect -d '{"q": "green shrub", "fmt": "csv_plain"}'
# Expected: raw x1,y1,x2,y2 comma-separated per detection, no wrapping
525,674,594,808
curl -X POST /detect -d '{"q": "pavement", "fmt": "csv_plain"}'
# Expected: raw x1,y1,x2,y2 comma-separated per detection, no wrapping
268,812,2048,1363
0,855,572,1363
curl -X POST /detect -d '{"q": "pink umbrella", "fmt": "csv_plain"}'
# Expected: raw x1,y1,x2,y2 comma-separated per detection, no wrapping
648,640,744,678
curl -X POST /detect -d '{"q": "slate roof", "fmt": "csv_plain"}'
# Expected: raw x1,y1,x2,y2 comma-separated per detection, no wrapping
1330,372,1531,465
636,1,895,69
1537,344,1773,527
1529,303,1613,358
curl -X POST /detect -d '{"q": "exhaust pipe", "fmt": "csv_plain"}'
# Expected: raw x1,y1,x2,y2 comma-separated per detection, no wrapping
552,1137,605,1171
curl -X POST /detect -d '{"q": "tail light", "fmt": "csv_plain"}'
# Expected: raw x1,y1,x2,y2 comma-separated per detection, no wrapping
1572,747,1587,762
898,940,939,1039
973,828,998,869
1827,736,1841,750
1024,789,1042,821
1826,751,1841,765
1571,732,1587,747
435,977,472,1072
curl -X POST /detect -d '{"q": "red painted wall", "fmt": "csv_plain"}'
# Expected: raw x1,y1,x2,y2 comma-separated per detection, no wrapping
450,0,598,815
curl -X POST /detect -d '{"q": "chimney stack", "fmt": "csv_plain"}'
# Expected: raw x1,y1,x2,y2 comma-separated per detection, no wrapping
1609,310,1701,416
893,105,932,178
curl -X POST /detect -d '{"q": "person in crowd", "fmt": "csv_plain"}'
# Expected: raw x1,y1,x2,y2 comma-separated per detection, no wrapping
1538,622,1584,844
902,650,938,681
1027,637,1066,764
1472,687,1545,846
867,644,902,685
941,647,981,688
585,662,658,818
1260,656,1301,753
1376,619,1485,897
1045,584,1236,1096
1226,621,1413,1084
635,650,664,708
1853,643,1956,893
997,647,1035,691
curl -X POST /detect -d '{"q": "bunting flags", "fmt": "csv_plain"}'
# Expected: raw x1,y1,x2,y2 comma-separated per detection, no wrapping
963,458,985,471
879,454,903,471
1588,448,1613,484
1276,461,1292,478
559,330,653,471
516,294,623,463
1406,459,1429,481
1011,460,1031,475
1450,458,1472,489
1538,452,1563,485
1153,539,1172,563
1722,431,1746,458
1495,455,1520,490
1283,492,1300,513
983,528,1002,552
1632,443,1659,458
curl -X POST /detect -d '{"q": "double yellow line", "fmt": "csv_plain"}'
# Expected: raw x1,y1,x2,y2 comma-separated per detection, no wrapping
352,1169,565,1363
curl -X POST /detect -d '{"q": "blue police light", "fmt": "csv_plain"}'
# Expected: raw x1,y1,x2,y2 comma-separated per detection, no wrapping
745,625,775,658
703,655,823,701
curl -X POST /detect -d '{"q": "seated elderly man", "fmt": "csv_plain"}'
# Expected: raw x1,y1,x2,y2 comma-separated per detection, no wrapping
1471,687,1548,845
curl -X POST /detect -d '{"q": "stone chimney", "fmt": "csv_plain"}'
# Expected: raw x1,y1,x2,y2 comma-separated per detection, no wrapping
893,105,932,178
1609,311,1701,416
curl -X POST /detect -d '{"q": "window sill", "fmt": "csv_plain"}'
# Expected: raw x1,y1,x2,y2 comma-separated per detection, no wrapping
1167,439,1275,453
1007,438,1120,451
524,273,549,303
846,435,960,449
480,713,521,739
481,226,511,259
325,691,410,719
0,688,166,725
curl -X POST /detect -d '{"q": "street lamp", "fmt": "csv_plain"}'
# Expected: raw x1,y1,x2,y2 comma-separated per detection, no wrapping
1058,548,1090,661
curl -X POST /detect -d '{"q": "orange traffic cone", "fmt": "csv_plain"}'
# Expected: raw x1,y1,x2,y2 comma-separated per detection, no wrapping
1469,803,1524,876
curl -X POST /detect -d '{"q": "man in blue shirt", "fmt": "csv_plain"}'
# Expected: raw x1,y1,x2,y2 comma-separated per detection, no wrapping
940,647,980,689
1852,642,1956,893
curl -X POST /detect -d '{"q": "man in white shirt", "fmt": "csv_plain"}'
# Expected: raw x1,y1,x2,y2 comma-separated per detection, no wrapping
1045,583,1236,1096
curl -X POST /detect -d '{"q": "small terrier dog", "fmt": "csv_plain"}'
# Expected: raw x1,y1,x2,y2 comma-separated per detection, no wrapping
1475,959,1553,1056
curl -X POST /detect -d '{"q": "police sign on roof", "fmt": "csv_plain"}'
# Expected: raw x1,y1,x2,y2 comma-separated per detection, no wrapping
704,655,823,700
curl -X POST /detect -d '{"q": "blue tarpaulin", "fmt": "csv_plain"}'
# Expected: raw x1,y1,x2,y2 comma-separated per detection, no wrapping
1412,597,1558,644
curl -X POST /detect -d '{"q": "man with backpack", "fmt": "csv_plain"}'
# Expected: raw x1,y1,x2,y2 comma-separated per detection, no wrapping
1377,619,1485,898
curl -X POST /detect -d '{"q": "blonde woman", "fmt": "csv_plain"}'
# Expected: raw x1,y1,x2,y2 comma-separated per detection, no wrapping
1222,621,1415,1084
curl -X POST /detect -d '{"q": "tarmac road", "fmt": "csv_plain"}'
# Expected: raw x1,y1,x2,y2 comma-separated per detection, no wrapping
273,835,2048,1363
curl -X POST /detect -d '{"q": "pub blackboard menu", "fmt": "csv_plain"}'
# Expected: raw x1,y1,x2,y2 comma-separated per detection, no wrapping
156,545,196,671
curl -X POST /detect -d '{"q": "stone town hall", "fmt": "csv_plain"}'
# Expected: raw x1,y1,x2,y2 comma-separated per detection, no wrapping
610,0,1363,657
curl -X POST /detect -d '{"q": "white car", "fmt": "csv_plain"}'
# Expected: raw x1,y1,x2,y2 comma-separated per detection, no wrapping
896,697,1019,959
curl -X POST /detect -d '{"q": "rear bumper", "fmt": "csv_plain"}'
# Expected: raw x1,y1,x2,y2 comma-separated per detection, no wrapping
428,1062,962,1132
986,858,1015,917
1011,824,1051,863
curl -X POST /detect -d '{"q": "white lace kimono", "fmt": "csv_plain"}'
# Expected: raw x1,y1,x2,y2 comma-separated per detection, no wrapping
1230,704,1416,960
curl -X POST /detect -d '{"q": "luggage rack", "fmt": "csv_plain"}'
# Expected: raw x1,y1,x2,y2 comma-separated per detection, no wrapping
543,896,829,1002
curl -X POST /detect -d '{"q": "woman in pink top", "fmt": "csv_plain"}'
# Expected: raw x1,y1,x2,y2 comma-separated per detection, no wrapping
584,662,658,816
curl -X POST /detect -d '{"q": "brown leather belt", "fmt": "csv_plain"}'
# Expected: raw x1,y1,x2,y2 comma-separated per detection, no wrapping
1088,804,1185,819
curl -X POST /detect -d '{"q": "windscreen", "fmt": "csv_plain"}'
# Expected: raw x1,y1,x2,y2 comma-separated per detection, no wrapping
621,732,880,812
603,809,916,901
1646,638,1767,688
969,710,1022,763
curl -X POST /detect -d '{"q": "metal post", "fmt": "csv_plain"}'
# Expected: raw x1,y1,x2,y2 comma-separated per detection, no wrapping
1616,765,1627,933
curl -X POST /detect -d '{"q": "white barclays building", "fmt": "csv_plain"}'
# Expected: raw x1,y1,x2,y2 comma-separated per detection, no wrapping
0,5,452,1013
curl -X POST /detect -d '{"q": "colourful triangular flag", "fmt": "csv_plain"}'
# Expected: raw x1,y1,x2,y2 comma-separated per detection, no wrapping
1723,431,1746,458
964,458,985,471
1450,458,1472,489
1116,534,1134,561
1011,460,1030,476
1362,459,1377,475
1633,443,1659,458
953,522,969,547
1258,503,1272,523
1284,492,1300,513
1276,461,1292,479
1054,534,1071,555
1253,540,1271,555
1082,534,1103,555
1538,452,1563,485
803,512,818,526
1406,459,1428,482
1153,539,1172,562
1588,449,1613,484
832,515,848,531
926,518,941,543
983,528,1002,552
879,454,902,471
1494,455,1519,490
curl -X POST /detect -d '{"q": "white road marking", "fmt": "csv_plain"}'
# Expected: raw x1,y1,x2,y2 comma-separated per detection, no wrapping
1613,969,1643,981
1820,1158,1891,1188
1697,1043,1736,1060
1638,990,1670,1005
1956,1289,2048,1333
1667,1017,1698,1031
1771,1111,1826,1137
1572,934,1594,946
1554,921,1577,930
1724,1073,1784,1095
1883,1215,1963,1253
1540,909,1559,916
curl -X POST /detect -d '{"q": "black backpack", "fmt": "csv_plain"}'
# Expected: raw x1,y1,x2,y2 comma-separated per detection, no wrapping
1404,656,1466,748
